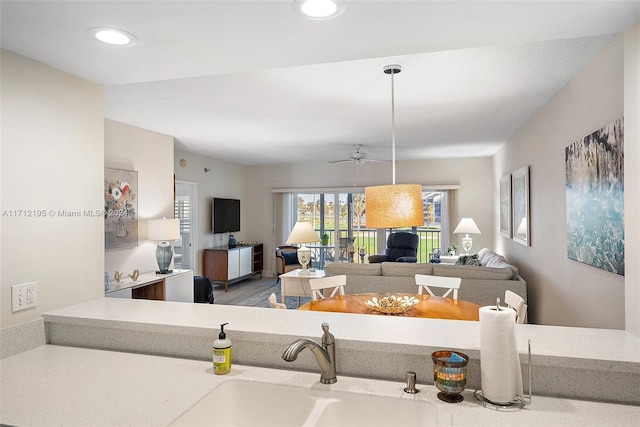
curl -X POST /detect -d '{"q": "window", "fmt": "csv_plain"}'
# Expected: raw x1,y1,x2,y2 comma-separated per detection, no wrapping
278,188,451,265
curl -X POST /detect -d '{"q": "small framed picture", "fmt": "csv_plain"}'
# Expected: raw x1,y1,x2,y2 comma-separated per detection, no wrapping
512,166,529,246
104,167,138,250
499,174,511,238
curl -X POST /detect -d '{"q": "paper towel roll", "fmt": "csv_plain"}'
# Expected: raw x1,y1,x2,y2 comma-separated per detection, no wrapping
479,305,523,404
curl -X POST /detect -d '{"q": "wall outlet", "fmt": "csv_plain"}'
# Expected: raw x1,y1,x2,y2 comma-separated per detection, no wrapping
11,282,37,312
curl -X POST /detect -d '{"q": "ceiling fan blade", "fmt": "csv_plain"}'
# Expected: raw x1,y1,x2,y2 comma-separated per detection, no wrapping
327,159,354,164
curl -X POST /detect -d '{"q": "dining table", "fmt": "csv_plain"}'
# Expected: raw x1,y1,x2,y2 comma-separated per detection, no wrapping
297,293,480,321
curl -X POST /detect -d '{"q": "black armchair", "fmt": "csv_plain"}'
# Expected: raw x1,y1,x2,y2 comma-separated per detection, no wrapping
368,232,419,263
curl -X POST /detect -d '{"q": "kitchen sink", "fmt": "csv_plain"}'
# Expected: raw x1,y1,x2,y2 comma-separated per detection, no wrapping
170,379,437,426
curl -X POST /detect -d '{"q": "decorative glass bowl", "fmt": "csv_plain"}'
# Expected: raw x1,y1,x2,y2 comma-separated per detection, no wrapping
431,350,469,403
364,295,420,314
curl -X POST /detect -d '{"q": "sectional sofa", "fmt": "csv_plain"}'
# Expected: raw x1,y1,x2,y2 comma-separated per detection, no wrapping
324,248,526,308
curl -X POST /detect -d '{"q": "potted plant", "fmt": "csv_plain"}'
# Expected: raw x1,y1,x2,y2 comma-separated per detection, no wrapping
320,233,330,245
447,245,457,256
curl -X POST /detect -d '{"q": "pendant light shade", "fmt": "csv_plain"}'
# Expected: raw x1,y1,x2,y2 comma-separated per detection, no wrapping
365,184,424,229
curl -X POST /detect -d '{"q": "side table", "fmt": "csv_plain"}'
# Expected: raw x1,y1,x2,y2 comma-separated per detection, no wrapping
279,269,325,305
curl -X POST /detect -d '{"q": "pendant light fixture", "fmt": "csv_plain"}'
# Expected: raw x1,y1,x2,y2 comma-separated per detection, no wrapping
365,65,423,229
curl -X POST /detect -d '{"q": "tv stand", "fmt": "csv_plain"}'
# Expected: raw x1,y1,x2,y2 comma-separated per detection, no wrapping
203,243,263,292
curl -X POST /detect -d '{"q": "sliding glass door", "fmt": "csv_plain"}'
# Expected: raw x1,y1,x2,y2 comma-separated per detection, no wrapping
288,189,450,265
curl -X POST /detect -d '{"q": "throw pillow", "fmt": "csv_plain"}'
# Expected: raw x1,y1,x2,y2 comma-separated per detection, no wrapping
456,254,480,266
282,252,299,265
465,258,482,266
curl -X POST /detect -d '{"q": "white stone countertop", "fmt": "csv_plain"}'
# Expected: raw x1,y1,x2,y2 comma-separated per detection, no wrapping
42,298,640,370
39,298,640,404
1,345,638,427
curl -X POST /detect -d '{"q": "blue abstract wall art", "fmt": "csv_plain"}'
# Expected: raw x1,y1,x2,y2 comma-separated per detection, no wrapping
565,118,624,275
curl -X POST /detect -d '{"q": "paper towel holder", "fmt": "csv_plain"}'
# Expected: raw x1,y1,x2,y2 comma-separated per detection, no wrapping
474,339,532,411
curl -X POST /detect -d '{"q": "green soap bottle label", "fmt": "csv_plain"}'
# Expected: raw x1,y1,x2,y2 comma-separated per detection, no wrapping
213,347,231,374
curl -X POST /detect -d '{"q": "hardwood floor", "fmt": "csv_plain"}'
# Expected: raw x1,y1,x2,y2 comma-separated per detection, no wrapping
212,276,279,305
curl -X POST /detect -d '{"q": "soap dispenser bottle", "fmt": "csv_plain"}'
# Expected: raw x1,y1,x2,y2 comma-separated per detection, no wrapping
213,323,232,375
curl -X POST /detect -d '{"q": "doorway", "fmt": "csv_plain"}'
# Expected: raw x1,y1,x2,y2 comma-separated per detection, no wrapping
174,180,198,271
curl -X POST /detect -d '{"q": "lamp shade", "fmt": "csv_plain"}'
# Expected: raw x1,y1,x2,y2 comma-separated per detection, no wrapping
453,218,481,235
365,184,423,229
148,218,181,241
286,221,321,244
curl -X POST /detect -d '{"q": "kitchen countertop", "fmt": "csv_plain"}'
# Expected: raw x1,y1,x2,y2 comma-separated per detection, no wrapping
41,298,640,404
42,298,640,366
1,345,638,427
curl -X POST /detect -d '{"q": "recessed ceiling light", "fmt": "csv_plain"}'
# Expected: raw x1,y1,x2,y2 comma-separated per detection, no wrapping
292,0,345,20
87,27,137,46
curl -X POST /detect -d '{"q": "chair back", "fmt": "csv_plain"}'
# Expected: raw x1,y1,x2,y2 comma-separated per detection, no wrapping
337,237,353,262
268,292,287,309
415,274,461,300
504,290,526,323
308,275,346,301
385,232,419,261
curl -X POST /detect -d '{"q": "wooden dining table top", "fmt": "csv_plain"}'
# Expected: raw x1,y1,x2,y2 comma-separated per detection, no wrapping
298,293,480,321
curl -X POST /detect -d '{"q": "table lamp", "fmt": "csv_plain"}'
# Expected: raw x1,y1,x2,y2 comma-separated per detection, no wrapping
286,221,320,275
148,218,181,274
453,218,481,254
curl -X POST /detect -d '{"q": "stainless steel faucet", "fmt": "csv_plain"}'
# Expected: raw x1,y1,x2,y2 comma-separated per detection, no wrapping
282,322,337,384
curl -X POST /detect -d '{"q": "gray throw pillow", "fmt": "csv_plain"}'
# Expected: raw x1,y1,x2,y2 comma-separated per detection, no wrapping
456,254,481,266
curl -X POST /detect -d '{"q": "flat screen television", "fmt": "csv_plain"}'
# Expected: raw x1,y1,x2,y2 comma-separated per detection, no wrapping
212,197,240,234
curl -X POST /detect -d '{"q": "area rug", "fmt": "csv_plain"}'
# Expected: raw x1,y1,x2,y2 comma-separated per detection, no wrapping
234,283,311,309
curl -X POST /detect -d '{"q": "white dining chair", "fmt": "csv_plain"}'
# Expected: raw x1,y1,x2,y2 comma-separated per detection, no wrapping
268,292,287,309
308,275,346,301
505,290,527,323
415,274,461,300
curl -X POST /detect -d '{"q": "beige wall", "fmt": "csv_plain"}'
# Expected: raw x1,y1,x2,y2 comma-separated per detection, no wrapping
104,120,175,276
0,50,104,328
245,156,494,277
173,149,248,276
624,22,640,337
493,35,632,329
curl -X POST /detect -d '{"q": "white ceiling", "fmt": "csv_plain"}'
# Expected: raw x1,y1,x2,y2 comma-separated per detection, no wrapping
2,1,639,165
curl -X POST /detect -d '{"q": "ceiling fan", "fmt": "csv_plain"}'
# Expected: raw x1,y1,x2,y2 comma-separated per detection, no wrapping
327,145,386,165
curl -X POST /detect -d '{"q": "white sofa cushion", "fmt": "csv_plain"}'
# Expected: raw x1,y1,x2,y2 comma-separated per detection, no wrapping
477,248,519,278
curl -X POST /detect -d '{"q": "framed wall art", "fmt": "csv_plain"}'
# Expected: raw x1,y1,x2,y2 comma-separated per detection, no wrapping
104,167,138,250
512,166,529,246
565,118,624,275
499,173,512,238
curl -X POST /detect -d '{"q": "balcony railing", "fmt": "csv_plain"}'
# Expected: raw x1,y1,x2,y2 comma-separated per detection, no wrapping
314,227,442,265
